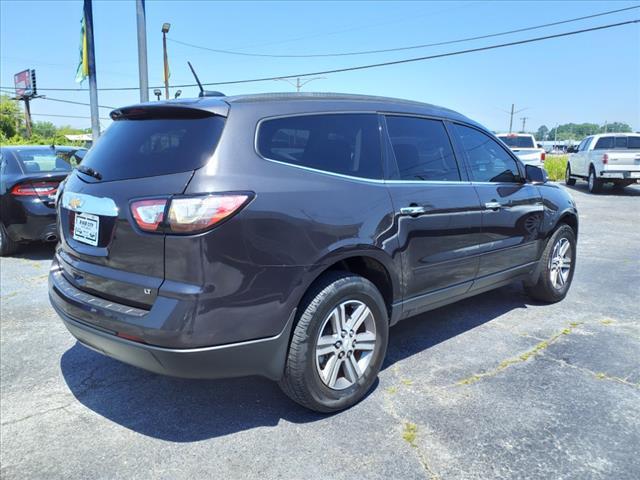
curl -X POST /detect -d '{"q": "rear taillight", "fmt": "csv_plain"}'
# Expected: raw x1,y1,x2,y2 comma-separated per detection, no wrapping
541,152,546,162
602,154,609,164
130,199,168,232
167,194,249,233
130,194,250,234
11,181,59,197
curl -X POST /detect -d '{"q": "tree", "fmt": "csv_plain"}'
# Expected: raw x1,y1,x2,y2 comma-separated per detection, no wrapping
535,125,549,141
0,95,22,139
32,121,57,138
600,122,632,133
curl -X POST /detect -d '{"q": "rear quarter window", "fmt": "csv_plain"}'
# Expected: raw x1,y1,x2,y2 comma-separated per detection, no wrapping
257,114,383,179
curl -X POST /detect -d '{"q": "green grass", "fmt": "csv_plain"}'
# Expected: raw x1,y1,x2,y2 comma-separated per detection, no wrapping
543,155,568,181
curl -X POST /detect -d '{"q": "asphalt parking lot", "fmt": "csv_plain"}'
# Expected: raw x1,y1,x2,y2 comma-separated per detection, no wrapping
1,182,638,480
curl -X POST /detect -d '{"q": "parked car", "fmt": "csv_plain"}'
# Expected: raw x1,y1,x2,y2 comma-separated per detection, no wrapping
48,93,578,412
566,133,640,193
0,145,86,255
496,133,546,167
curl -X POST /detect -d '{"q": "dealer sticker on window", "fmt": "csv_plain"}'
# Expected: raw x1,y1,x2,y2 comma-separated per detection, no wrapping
73,212,99,246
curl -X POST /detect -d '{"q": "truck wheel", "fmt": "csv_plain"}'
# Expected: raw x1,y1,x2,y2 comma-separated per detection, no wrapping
279,271,389,412
565,165,576,186
0,223,19,257
525,224,576,303
588,167,602,194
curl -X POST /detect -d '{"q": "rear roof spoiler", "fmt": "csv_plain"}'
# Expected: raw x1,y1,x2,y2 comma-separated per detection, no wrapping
110,99,229,121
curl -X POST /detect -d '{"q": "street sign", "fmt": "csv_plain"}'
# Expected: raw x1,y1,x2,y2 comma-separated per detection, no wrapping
14,69,32,97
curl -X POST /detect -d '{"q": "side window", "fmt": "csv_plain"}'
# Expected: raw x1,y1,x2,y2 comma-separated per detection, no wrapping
385,116,460,181
594,136,614,150
577,138,587,152
452,124,522,183
257,114,382,179
582,137,593,151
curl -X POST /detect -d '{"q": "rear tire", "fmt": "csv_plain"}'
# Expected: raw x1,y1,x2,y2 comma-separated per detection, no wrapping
525,224,576,303
588,167,602,194
564,165,576,186
0,223,19,257
279,271,389,412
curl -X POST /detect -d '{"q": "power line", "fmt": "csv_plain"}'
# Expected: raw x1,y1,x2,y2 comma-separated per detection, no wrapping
0,89,115,110
2,19,638,92
31,113,111,121
168,5,640,58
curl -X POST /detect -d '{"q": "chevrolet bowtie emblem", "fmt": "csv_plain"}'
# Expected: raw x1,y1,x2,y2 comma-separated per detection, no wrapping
69,197,83,210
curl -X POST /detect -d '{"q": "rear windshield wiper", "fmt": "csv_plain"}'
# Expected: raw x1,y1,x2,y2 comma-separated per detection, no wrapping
76,164,103,181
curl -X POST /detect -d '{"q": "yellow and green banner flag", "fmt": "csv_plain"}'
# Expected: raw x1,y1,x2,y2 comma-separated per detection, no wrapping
75,17,88,83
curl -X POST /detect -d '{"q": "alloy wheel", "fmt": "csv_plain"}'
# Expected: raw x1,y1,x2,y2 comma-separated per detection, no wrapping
549,237,572,289
315,300,377,390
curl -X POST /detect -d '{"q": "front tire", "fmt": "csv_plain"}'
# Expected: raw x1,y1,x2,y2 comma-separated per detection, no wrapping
525,224,576,303
0,223,19,257
279,271,389,412
565,165,576,186
588,167,602,194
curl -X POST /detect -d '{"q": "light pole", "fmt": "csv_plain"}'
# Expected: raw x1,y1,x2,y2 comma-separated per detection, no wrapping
135,0,149,102
275,76,326,92
162,23,170,99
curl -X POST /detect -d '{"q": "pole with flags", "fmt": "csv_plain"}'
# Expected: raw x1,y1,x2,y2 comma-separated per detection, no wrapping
76,0,100,140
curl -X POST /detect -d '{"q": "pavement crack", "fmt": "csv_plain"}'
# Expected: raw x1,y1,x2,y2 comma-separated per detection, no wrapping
0,402,74,427
456,324,577,387
382,367,441,480
544,356,640,389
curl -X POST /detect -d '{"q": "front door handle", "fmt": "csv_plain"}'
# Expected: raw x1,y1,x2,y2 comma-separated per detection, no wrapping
484,201,502,210
400,206,427,216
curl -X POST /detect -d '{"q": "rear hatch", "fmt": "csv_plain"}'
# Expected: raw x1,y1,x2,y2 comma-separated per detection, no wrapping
57,105,226,309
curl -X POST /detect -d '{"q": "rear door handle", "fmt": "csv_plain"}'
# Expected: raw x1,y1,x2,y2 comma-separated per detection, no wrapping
484,201,502,210
400,206,427,216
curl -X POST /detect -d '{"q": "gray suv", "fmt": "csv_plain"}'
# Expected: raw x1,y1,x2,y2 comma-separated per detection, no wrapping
49,93,578,412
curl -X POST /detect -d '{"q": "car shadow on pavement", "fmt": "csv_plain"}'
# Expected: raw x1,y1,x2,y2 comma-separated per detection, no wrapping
60,284,532,442
11,242,56,260
565,183,640,197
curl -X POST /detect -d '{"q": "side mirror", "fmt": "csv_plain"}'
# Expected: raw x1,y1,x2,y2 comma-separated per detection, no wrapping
525,164,548,184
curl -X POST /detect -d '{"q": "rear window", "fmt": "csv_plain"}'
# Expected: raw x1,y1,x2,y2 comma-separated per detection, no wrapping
498,135,535,148
594,136,640,150
13,148,82,173
79,116,225,181
257,114,382,179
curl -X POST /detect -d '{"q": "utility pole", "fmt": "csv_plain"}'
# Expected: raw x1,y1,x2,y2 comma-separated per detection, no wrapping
162,23,170,99
135,0,149,102
520,116,528,133
509,104,515,133
84,0,100,139
501,104,527,133
275,76,326,92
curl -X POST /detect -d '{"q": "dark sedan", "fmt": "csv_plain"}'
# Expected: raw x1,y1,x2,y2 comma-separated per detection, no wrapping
0,145,86,255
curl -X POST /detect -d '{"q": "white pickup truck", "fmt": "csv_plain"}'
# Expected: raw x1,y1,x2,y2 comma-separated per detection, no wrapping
496,133,546,167
566,133,640,193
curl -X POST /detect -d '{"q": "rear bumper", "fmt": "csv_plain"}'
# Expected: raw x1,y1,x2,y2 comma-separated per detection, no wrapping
49,267,294,380
5,199,57,242
598,170,640,181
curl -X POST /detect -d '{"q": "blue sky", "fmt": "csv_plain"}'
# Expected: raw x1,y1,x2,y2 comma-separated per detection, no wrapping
1,0,639,132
